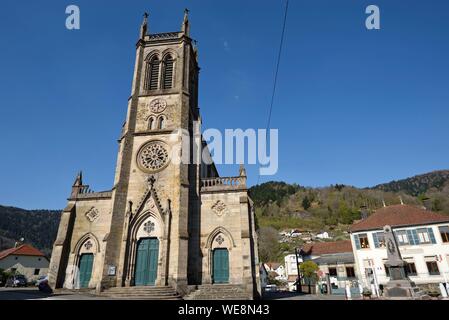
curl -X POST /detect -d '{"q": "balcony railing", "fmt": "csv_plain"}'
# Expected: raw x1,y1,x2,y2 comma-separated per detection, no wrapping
201,176,247,192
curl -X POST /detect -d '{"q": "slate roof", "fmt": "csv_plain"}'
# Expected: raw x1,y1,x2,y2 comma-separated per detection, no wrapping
349,204,449,232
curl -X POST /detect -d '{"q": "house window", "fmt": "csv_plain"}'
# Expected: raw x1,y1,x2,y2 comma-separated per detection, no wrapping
405,262,417,276
373,232,386,248
328,268,337,276
162,55,174,89
353,234,370,249
346,266,355,278
426,261,440,275
395,230,409,245
439,226,449,243
34,268,40,275
417,228,431,244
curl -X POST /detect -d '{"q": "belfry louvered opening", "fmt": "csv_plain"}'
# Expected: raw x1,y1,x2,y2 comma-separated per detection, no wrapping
163,55,174,89
147,57,160,90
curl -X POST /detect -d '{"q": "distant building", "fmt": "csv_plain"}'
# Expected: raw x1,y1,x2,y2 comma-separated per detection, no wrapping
0,244,49,281
264,262,286,280
350,204,449,294
284,254,304,291
302,240,358,294
315,231,331,240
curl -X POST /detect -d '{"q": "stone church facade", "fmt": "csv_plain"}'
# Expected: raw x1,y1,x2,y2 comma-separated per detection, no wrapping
48,11,260,299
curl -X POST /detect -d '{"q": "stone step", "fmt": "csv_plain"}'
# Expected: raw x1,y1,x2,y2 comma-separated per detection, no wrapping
101,285,181,300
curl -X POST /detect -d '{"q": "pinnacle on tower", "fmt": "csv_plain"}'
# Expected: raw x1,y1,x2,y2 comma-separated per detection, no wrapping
181,8,190,36
73,171,83,186
140,12,149,39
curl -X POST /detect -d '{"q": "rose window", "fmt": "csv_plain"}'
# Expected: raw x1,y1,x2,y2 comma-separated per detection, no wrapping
138,141,169,172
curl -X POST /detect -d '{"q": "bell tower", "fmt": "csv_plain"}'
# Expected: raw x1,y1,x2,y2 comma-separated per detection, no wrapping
100,10,201,294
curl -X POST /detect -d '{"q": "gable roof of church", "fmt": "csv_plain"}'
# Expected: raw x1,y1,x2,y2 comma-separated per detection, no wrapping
350,204,449,233
0,244,46,260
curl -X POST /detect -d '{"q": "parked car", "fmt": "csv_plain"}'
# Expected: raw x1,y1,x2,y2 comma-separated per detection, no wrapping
5,275,27,287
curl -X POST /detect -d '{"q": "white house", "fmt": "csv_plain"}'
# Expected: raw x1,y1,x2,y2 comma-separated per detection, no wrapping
0,244,49,282
350,204,449,296
284,254,304,291
315,231,331,240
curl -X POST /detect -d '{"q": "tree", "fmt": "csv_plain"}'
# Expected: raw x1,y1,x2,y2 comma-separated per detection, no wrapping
300,260,319,283
302,196,311,210
257,227,280,262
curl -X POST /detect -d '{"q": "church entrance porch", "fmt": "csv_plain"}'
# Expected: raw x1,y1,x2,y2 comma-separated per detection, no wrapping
78,253,94,288
212,248,229,284
134,238,159,286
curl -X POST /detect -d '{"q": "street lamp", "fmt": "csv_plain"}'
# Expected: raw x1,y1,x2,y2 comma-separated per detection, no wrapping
295,247,303,293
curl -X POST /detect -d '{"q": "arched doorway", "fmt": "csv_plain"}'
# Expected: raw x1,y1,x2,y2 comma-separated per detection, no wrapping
78,253,94,288
213,248,229,284
134,237,159,286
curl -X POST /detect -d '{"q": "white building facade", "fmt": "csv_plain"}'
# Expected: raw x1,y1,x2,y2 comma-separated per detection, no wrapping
350,205,449,294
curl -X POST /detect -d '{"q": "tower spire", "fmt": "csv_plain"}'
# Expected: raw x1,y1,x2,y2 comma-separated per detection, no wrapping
140,11,149,39
181,8,190,36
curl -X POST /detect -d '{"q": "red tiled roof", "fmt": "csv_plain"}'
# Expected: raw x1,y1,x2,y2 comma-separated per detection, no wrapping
0,244,46,260
302,240,352,256
350,204,449,232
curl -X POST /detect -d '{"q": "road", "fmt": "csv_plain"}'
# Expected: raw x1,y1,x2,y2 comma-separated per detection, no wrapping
1,287,351,300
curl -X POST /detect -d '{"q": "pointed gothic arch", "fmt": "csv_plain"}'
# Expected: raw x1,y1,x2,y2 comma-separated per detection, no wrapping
72,232,100,254
145,53,161,90
205,226,236,250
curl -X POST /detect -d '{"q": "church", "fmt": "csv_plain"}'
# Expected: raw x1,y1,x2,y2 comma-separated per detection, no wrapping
48,11,260,299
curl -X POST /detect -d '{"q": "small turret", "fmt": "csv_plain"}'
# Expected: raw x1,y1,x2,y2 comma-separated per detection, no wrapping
70,171,84,198
140,12,149,39
181,8,190,36
239,164,247,177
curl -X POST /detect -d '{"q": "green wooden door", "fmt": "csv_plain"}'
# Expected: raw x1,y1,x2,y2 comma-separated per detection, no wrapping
79,253,94,288
135,238,159,286
213,249,229,284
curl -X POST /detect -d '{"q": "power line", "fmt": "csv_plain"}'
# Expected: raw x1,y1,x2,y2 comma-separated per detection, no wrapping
257,0,289,185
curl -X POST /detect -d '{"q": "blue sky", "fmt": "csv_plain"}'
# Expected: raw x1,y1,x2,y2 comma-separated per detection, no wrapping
0,0,448,209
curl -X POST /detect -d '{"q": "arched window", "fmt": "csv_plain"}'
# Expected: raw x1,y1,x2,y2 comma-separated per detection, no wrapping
158,116,166,129
162,55,174,89
148,117,155,130
148,56,160,90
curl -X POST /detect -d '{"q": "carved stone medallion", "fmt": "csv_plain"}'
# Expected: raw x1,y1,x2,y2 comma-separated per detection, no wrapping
85,207,99,222
211,200,228,217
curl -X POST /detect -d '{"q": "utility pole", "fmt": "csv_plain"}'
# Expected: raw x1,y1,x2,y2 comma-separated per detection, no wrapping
295,247,302,293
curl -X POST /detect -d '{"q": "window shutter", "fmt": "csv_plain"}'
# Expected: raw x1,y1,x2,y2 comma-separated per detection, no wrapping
411,229,419,245
163,56,174,89
372,233,379,248
353,235,361,250
406,230,416,245
149,59,160,90
427,228,437,244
